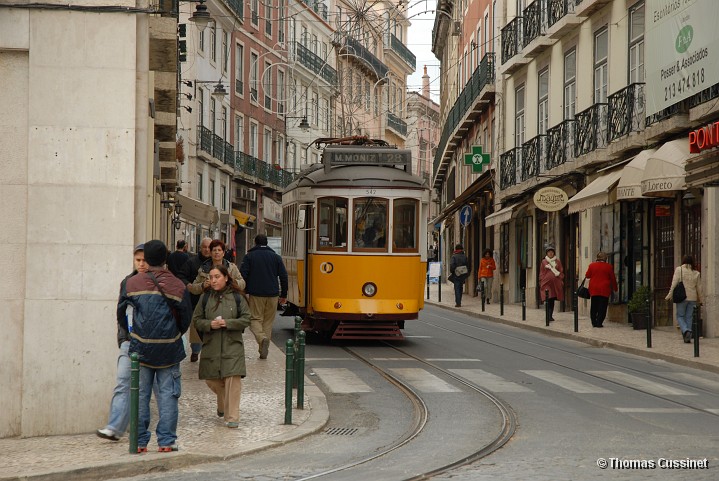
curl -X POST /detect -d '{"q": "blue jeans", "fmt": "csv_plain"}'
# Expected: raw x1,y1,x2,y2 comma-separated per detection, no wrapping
452,279,464,306
676,300,697,334
138,363,181,447
104,341,131,436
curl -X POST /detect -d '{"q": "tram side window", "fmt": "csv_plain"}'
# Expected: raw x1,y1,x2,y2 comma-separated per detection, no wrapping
317,197,348,250
353,197,388,250
393,199,418,252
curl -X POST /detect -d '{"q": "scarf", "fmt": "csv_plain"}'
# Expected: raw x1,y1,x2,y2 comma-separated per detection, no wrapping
545,256,560,277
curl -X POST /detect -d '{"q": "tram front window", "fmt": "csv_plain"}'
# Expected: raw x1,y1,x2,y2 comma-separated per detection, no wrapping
318,197,348,250
354,197,388,250
393,198,418,251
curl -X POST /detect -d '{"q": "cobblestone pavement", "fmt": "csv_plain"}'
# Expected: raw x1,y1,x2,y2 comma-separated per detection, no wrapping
0,339,328,481
424,282,719,374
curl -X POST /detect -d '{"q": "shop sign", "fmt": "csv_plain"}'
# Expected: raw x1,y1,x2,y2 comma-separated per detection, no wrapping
689,121,719,153
464,145,490,173
533,187,568,212
655,205,672,217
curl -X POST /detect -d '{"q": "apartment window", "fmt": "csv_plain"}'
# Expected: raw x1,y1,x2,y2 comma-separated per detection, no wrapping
210,180,216,206
198,88,204,127
484,12,489,53
235,44,244,95
321,42,327,61
210,27,216,62
250,52,259,102
594,27,609,103
336,6,342,28
264,128,272,163
364,81,370,110
321,98,329,131
221,106,228,139
515,85,525,147
492,0,497,53
222,32,228,73
312,90,319,125
475,28,481,66
251,0,259,26
249,122,258,157
221,185,227,211
301,26,308,47
210,97,216,133
629,2,645,83
564,49,576,119
199,29,204,52
265,3,272,35
263,61,272,110
538,68,549,135
277,134,284,167
197,172,204,201
278,70,285,114
235,115,244,151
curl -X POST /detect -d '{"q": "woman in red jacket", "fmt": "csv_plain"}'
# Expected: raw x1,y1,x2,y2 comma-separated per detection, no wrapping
585,251,618,327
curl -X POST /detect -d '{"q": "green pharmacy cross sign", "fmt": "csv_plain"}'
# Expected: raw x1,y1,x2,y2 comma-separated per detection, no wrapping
464,145,490,173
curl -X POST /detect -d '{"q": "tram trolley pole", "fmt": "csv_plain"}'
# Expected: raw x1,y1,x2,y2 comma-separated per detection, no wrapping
480,280,485,312
284,339,294,425
693,304,700,358
500,283,504,316
129,353,139,454
297,331,306,409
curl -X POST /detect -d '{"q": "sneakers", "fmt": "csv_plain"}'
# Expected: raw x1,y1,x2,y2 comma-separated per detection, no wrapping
226,422,239,428
158,445,179,452
96,428,119,441
190,352,199,362
137,446,148,453
259,338,270,359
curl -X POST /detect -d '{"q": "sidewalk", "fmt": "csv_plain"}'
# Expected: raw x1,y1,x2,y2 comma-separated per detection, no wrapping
0,340,329,481
425,281,719,374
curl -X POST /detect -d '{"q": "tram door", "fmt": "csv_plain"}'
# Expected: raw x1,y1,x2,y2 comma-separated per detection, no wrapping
653,204,674,326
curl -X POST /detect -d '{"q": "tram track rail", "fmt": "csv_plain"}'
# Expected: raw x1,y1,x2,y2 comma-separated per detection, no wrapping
420,309,719,417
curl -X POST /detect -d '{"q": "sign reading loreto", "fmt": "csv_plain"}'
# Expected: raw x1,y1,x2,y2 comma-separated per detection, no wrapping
533,187,568,212
646,0,719,116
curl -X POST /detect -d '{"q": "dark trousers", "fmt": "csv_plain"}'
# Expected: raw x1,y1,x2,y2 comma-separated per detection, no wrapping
545,297,556,319
452,280,464,306
590,296,609,326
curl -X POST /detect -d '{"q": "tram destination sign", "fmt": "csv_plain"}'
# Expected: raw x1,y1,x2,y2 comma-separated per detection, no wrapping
323,148,412,168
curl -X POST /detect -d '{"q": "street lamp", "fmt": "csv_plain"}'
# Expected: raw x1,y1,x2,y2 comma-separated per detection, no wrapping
286,115,310,132
185,80,229,100
188,0,212,28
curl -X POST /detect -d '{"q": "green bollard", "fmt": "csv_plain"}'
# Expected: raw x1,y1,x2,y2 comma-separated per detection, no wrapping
293,317,301,388
129,352,139,454
285,339,294,425
297,331,306,409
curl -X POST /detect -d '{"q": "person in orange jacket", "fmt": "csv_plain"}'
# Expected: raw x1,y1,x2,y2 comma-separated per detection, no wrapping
478,249,496,303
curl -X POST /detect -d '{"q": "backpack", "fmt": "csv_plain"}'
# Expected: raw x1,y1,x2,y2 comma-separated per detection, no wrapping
198,290,245,340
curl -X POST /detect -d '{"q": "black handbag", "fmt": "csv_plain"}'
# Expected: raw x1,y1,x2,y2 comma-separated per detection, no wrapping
672,268,687,303
576,278,591,299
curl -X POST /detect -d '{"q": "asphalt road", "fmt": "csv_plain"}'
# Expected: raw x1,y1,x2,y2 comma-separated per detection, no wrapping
108,306,719,480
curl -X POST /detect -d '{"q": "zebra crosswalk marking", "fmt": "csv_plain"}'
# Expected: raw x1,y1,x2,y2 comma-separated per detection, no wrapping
312,368,373,393
449,369,533,393
587,371,696,396
615,408,695,413
389,368,462,392
521,370,613,394
656,372,719,392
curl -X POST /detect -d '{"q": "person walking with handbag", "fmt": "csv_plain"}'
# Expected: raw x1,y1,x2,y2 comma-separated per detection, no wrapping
449,244,470,307
665,255,702,343
478,249,496,304
584,252,618,328
539,246,564,322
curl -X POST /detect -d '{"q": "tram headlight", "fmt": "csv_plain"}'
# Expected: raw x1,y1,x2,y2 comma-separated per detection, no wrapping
362,282,377,297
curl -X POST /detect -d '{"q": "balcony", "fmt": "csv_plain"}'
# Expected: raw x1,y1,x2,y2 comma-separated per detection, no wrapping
300,0,328,21
522,134,546,180
574,0,612,17
387,34,416,70
432,53,496,187
546,119,575,170
500,17,530,74
499,147,521,190
607,83,645,143
546,0,581,39
225,0,243,20
336,34,388,80
387,112,408,137
644,101,690,143
296,42,338,87
522,0,552,57
574,103,608,157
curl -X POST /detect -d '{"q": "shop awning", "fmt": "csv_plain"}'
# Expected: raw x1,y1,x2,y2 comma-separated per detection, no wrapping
641,138,697,197
485,203,519,227
175,193,219,226
567,170,622,214
429,168,493,226
232,209,256,228
616,148,657,200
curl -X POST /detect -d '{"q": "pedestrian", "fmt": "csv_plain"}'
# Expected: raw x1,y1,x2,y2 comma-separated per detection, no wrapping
178,237,212,362
166,239,189,277
585,251,618,328
118,239,193,452
539,246,564,321
448,244,470,307
665,255,702,343
96,244,147,442
189,239,245,296
240,234,288,359
478,249,496,304
193,265,251,428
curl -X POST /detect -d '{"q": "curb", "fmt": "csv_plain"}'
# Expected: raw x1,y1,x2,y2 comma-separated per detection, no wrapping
427,300,719,376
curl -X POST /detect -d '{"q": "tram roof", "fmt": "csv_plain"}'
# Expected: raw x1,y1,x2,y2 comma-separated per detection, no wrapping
284,163,428,190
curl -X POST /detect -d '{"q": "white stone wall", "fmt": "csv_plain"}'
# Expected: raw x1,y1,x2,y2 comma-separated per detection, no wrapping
0,10,139,437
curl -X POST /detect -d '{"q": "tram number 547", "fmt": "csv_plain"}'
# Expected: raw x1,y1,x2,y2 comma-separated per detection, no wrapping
365,188,376,195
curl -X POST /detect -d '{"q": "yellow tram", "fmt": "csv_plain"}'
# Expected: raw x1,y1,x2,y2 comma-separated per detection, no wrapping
281,137,431,340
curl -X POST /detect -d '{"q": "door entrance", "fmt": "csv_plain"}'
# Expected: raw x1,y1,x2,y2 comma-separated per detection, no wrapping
653,203,674,326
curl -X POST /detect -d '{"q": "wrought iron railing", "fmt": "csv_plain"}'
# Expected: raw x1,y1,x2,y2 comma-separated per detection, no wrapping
689,82,719,108
545,119,575,170
500,148,521,190
574,103,608,156
523,0,547,48
212,133,226,160
522,135,546,179
296,42,338,86
607,83,645,142
433,53,495,178
199,126,213,154
225,0,243,19
336,34,389,79
389,34,416,70
548,0,575,27
645,101,688,127
387,112,407,137
501,16,522,64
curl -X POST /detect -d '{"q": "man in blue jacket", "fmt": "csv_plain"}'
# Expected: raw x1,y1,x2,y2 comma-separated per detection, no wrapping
240,234,288,359
118,240,192,452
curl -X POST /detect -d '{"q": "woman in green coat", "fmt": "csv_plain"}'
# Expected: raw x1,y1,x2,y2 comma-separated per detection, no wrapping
192,265,251,428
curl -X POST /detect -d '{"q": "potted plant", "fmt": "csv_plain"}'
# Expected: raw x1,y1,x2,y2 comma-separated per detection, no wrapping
628,285,652,330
